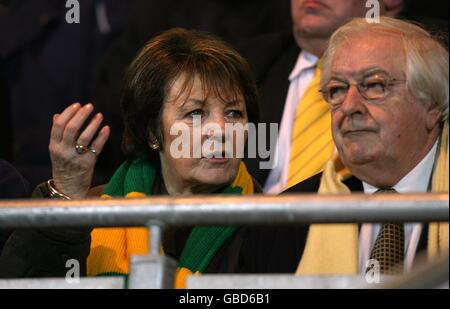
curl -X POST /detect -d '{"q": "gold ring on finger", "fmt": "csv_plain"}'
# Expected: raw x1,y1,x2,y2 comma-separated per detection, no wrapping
75,144,90,155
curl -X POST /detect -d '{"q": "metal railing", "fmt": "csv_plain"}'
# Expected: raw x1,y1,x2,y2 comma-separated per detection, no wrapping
0,193,448,228
0,193,448,289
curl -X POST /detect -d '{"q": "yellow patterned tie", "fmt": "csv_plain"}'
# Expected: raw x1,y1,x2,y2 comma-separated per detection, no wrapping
368,188,405,275
369,223,405,275
286,66,334,189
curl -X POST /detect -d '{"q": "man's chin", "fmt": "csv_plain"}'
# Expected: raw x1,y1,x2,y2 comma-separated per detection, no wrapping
344,154,376,168
296,18,336,38
340,146,377,167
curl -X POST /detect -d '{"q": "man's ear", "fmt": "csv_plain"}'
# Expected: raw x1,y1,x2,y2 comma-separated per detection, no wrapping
381,0,405,17
426,107,443,132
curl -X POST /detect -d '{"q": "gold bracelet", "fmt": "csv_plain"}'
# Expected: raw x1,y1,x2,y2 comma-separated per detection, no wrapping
46,179,72,200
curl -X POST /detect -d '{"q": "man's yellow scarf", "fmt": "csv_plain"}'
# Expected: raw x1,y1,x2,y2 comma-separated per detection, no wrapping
87,158,254,288
297,121,449,275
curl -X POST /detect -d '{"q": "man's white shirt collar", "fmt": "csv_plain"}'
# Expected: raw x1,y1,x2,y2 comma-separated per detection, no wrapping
289,50,318,82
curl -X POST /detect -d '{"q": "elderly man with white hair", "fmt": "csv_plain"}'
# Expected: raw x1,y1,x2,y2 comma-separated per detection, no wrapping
284,17,449,276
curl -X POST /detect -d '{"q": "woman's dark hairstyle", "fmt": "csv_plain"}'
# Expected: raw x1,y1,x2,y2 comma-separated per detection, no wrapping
121,27,260,162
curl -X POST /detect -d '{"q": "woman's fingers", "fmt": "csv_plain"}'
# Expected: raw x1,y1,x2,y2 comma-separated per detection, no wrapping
50,103,109,160
77,113,104,147
90,126,111,156
50,103,81,143
62,103,94,147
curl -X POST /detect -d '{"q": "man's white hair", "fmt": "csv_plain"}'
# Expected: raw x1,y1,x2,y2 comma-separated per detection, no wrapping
321,17,449,121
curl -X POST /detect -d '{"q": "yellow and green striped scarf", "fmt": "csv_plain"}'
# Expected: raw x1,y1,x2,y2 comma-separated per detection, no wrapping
87,157,254,288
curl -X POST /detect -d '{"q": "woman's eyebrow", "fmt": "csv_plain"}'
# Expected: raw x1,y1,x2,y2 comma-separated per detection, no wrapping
178,98,206,108
224,99,240,105
186,98,206,104
192,97,208,103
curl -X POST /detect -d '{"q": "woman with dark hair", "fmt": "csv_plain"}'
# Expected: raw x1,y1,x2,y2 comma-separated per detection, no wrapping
0,28,263,286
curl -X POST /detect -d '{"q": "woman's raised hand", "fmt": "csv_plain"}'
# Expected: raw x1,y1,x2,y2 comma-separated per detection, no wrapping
49,103,110,199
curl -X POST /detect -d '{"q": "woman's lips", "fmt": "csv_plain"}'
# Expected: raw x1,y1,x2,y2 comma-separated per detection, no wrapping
302,0,329,10
201,152,232,163
202,157,230,163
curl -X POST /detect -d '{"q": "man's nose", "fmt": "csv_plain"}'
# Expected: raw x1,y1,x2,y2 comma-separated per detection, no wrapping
340,85,366,116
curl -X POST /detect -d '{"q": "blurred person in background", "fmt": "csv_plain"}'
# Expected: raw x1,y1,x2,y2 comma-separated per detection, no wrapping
0,0,131,187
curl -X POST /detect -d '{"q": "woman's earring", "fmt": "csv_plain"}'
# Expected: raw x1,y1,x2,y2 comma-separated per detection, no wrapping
150,139,160,150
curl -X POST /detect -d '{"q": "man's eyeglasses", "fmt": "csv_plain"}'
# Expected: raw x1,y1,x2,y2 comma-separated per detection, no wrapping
320,73,406,107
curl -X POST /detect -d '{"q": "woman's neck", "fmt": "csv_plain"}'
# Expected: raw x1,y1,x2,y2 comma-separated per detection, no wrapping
159,163,224,196
164,178,225,197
